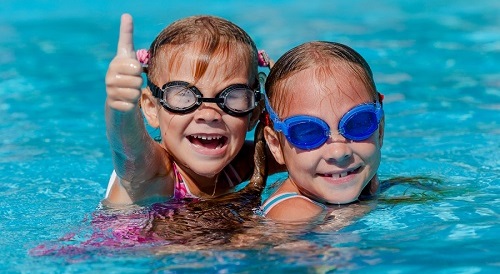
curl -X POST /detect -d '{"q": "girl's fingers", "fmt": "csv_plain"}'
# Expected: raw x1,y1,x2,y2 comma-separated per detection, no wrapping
116,13,135,59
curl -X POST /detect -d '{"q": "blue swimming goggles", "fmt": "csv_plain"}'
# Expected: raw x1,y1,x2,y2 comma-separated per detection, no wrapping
264,93,384,150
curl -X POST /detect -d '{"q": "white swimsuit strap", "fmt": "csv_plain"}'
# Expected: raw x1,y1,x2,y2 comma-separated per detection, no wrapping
104,170,117,198
261,192,301,214
261,192,326,215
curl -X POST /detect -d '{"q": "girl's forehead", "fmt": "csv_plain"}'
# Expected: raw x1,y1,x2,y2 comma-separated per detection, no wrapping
280,66,373,116
156,43,252,85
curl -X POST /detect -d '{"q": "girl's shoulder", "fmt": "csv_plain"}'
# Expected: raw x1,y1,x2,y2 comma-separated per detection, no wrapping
261,187,326,222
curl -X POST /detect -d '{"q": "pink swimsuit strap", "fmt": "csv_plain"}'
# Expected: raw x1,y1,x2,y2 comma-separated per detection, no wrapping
172,162,197,200
171,162,243,200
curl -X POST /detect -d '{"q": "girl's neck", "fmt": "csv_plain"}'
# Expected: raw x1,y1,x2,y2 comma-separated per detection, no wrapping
178,166,224,198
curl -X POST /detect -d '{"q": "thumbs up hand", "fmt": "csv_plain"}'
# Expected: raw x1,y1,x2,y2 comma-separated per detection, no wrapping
105,14,143,112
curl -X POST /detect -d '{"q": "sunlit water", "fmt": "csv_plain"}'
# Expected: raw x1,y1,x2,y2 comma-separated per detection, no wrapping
1,0,499,272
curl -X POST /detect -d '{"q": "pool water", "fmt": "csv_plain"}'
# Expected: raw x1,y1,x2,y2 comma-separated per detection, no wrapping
1,0,499,272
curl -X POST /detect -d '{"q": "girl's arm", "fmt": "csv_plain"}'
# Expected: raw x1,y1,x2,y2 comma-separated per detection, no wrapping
104,14,167,204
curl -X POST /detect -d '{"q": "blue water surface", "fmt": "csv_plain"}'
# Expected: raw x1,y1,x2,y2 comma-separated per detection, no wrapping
1,0,499,273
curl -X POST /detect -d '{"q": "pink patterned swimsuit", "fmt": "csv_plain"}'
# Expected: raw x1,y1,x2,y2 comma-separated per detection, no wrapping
172,162,241,199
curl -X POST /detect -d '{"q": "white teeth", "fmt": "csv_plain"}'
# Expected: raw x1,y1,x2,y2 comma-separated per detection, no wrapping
330,172,349,179
192,135,222,141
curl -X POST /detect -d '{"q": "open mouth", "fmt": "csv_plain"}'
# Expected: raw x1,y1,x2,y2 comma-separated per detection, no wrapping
319,167,361,179
187,135,228,149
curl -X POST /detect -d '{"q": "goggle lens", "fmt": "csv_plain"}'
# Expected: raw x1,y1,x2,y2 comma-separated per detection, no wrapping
341,110,379,141
223,86,256,113
288,119,329,150
163,84,198,112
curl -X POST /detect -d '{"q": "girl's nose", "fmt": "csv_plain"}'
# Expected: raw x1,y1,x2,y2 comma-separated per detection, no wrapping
323,133,353,163
194,103,223,123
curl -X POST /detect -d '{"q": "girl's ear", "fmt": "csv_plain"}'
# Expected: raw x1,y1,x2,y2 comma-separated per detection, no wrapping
141,88,160,128
264,126,285,165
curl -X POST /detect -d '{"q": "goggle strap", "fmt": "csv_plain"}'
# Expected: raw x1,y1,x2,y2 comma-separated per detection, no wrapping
254,91,261,103
147,78,163,98
375,102,384,122
264,94,283,132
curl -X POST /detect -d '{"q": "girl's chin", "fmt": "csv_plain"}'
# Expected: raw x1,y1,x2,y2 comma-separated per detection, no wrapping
186,162,226,178
320,192,361,205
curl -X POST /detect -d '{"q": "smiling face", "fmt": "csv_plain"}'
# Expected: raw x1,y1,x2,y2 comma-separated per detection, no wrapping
265,63,383,204
143,43,253,180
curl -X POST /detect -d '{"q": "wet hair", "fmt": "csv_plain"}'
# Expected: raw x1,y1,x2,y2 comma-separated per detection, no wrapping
147,15,259,88
265,41,378,116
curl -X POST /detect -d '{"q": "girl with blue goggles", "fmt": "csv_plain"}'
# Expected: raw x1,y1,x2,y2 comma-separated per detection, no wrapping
260,41,384,222
264,94,384,150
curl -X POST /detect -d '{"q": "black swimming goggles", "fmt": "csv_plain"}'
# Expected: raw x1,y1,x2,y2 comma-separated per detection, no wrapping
147,78,261,117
